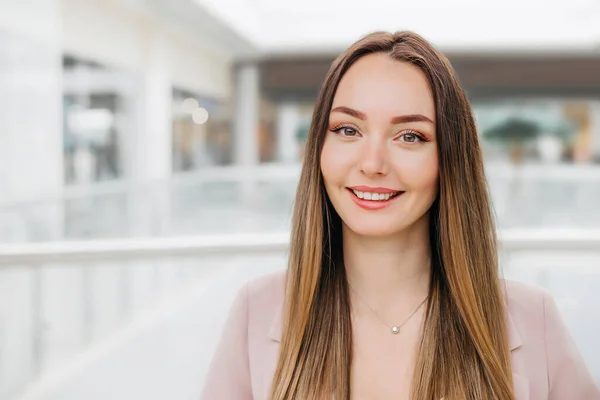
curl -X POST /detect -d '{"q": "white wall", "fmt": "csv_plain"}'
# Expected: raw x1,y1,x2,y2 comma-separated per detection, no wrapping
0,0,63,205
0,1,63,397
0,0,60,43
59,0,234,100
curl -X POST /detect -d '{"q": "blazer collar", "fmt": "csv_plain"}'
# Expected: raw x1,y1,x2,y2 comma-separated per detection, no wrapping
269,303,524,351
268,302,283,342
506,306,524,351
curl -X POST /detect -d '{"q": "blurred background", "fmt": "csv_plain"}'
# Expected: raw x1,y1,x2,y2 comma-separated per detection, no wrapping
0,0,599,398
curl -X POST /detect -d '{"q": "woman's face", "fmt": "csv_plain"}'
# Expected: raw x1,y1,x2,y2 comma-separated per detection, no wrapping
320,53,439,238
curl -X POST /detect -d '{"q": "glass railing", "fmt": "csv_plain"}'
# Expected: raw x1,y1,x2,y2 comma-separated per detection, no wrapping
0,162,599,243
1,231,599,399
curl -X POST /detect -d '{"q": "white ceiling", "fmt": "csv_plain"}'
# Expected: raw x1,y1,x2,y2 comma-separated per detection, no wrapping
194,0,600,53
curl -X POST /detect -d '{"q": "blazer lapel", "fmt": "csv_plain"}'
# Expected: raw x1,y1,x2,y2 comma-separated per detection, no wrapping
507,309,530,400
268,302,283,342
507,307,523,351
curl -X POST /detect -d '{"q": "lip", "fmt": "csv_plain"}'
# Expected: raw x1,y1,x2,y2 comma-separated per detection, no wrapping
347,185,399,194
346,188,404,210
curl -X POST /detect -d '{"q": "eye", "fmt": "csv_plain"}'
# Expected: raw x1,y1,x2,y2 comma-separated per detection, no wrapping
397,130,424,144
331,125,360,137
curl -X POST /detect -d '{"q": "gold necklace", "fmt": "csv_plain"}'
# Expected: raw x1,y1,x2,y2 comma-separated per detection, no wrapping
348,281,428,335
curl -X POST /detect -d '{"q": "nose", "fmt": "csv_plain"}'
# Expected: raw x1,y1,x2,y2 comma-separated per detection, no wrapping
360,136,389,177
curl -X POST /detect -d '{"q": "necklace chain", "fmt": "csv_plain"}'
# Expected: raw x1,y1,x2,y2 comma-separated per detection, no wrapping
348,281,428,334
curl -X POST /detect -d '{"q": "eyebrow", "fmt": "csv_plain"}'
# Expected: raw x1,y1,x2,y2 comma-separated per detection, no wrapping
331,106,434,125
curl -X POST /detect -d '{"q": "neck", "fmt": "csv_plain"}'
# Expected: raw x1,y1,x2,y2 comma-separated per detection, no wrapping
343,215,432,310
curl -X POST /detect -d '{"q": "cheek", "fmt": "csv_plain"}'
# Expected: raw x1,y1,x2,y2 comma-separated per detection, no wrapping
400,149,439,193
320,136,347,185
319,142,334,185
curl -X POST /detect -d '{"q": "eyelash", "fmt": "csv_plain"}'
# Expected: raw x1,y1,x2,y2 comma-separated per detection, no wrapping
330,124,427,143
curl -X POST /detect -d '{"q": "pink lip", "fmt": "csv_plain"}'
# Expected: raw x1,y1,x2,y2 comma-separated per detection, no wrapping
347,185,399,194
346,188,404,210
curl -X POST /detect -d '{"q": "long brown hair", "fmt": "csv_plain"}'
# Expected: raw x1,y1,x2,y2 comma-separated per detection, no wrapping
270,31,514,400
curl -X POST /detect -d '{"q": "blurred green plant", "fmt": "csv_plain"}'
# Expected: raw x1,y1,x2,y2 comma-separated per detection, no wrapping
482,117,577,163
482,118,541,142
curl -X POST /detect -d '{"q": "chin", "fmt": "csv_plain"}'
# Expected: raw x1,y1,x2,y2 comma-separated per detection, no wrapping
343,219,406,238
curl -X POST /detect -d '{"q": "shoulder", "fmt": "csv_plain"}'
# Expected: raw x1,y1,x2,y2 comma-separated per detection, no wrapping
221,269,286,329
501,279,600,398
501,278,549,312
202,270,286,383
500,279,552,340
201,271,287,399
245,268,287,306
241,269,286,333
501,277,581,352
500,278,575,328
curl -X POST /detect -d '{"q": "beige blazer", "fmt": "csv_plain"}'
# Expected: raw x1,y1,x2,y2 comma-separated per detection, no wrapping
200,271,600,400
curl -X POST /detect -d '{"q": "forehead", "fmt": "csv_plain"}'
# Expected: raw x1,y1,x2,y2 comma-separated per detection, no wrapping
331,53,435,121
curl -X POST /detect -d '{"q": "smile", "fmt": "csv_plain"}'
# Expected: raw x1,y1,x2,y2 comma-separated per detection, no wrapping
351,189,401,201
346,187,404,210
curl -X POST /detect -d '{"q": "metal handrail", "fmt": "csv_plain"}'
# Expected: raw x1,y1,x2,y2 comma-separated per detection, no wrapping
0,228,598,266
0,232,290,265
498,228,600,250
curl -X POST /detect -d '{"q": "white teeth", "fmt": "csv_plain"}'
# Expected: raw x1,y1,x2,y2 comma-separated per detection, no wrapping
352,190,398,201
353,190,364,199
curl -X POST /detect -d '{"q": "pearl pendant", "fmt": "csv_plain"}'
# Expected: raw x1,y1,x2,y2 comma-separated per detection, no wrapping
391,326,400,334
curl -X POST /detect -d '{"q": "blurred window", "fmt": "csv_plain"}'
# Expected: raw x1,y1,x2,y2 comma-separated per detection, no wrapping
63,56,128,184
172,88,233,169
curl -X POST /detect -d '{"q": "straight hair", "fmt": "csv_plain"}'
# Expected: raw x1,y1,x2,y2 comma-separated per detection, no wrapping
270,31,515,400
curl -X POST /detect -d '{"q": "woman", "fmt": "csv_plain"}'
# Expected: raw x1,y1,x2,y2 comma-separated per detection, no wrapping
201,31,599,400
